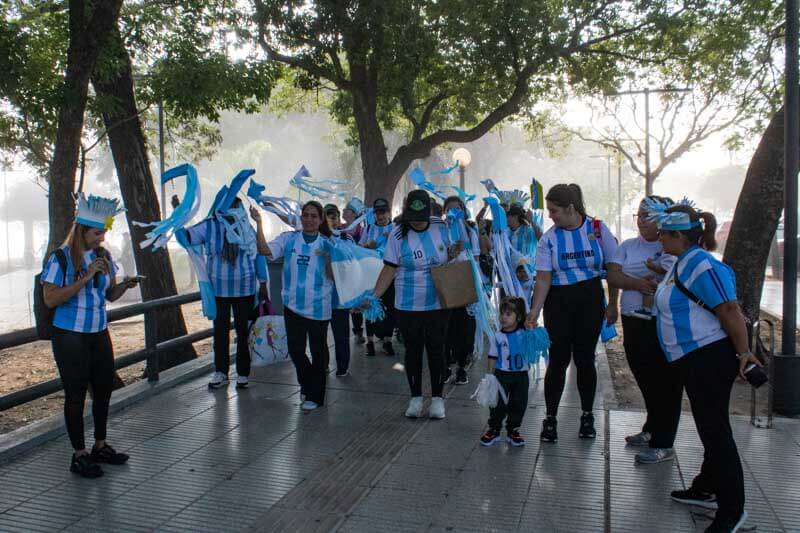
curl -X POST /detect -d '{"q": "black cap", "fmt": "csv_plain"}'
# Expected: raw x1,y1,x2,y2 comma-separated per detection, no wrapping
323,203,340,215
404,190,431,221
373,198,390,212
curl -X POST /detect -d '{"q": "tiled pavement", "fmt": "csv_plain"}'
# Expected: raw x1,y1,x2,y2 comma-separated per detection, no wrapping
0,340,798,532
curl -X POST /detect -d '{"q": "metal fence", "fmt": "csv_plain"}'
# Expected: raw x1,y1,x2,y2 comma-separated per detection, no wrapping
0,291,212,411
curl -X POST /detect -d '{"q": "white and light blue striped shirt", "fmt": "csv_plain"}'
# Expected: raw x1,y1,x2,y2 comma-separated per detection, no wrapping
186,218,263,298
488,329,530,372
654,246,736,362
268,231,333,321
358,222,395,247
383,218,451,312
41,246,117,333
535,218,618,286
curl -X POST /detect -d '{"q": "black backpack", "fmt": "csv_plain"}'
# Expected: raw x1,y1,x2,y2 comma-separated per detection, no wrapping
33,248,67,340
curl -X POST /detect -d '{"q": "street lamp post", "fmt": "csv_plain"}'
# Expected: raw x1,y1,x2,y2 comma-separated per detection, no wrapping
452,148,472,191
605,86,691,196
774,0,800,415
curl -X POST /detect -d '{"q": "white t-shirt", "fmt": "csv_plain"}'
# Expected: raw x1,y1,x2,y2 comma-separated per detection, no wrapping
610,236,676,314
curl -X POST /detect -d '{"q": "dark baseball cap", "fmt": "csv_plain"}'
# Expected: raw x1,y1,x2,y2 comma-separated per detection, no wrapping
373,198,390,212
404,190,431,222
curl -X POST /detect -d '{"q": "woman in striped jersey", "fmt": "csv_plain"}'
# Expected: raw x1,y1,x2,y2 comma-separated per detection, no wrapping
324,203,354,377
184,198,266,390
526,184,619,443
371,190,463,419
442,195,480,385
254,201,334,412
41,196,139,478
358,198,397,356
651,202,758,533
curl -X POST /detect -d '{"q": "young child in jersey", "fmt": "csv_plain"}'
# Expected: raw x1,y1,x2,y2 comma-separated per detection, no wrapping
632,251,671,318
515,263,534,308
480,297,530,447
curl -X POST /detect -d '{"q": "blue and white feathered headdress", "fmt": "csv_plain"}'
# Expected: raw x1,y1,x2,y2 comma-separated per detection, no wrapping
644,196,701,231
75,193,126,230
480,179,529,207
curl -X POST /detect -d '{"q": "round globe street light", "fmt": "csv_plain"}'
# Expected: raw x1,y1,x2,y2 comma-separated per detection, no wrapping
452,148,472,190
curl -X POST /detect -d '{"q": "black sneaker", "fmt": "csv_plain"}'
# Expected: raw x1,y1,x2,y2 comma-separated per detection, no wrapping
670,488,719,509
579,412,596,439
335,369,350,377
705,511,747,533
383,341,395,356
507,430,525,447
455,368,469,385
91,444,130,465
366,341,376,357
71,453,104,478
540,417,558,442
480,429,501,446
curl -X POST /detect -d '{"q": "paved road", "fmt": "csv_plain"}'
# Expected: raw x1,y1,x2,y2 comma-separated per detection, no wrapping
0,340,797,532
761,279,800,327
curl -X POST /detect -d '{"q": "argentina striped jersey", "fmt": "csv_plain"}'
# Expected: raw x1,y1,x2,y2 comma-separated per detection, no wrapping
41,246,117,333
535,217,618,286
488,329,530,372
186,219,264,297
383,218,451,311
268,231,333,321
654,246,736,362
358,222,395,247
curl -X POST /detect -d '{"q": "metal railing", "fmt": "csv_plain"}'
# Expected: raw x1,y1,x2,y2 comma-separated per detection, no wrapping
750,318,775,428
0,291,215,411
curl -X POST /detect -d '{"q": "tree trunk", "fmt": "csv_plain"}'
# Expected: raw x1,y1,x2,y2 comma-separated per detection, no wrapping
46,0,124,256
723,106,786,325
91,27,196,370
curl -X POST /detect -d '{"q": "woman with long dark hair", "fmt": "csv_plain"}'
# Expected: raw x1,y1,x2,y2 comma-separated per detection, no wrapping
255,201,334,412
651,200,759,532
184,197,265,390
41,194,139,478
370,190,463,419
526,184,619,443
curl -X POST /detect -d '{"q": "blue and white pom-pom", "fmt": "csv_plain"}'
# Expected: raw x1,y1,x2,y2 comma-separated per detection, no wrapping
350,291,386,322
519,327,550,366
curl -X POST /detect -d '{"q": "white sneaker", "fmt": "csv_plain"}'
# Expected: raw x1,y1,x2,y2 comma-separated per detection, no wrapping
208,371,228,389
429,397,446,419
301,400,319,411
405,397,423,418
236,376,249,389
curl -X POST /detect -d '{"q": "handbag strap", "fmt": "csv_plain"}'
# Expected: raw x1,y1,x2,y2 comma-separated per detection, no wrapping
671,257,715,314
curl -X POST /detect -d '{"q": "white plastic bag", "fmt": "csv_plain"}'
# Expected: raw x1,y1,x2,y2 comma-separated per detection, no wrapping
470,374,508,408
249,315,290,367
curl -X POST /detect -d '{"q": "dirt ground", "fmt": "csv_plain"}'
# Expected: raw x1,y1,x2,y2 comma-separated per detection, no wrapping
0,302,213,434
606,311,783,418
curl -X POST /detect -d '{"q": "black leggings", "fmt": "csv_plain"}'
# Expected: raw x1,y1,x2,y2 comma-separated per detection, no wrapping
621,315,682,448
51,328,115,451
284,306,330,405
366,282,395,340
677,338,744,518
445,306,476,368
396,309,450,397
543,277,604,416
213,295,252,377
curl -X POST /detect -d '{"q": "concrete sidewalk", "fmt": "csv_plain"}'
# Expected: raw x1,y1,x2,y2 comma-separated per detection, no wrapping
0,341,797,532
